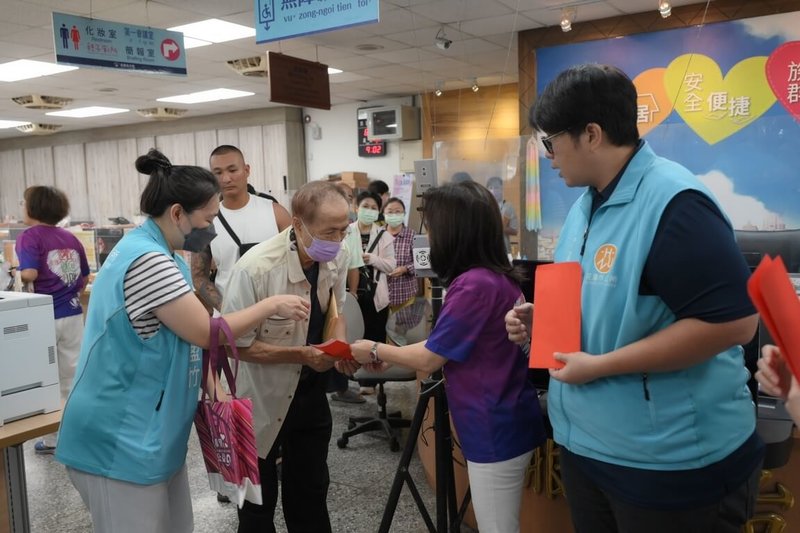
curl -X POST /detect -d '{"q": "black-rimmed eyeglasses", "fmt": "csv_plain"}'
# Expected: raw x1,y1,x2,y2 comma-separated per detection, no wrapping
541,129,569,154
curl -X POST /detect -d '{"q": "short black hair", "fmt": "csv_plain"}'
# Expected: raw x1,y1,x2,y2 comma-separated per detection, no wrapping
356,191,382,211
530,64,640,147
451,172,473,183
209,144,244,160
486,176,503,189
422,181,522,287
384,197,405,211
367,179,389,195
137,149,220,217
24,186,69,225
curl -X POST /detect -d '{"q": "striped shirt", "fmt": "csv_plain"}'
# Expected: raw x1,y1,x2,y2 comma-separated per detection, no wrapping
123,252,191,339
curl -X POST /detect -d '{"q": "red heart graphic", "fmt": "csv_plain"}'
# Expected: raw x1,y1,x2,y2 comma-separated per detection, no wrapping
766,41,800,122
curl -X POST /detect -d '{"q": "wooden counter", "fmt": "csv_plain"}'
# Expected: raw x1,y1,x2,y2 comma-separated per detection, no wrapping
0,409,62,533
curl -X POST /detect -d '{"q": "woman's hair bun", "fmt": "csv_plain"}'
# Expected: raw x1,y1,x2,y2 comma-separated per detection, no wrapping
135,149,172,175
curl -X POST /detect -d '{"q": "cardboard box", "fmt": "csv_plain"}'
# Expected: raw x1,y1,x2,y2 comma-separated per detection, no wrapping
329,171,369,189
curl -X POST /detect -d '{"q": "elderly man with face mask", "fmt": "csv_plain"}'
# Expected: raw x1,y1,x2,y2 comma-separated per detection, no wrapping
222,181,358,533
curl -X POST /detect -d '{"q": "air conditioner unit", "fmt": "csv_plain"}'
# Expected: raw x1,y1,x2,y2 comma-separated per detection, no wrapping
136,107,187,120
16,123,62,135
227,56,268,77
11,95,73,110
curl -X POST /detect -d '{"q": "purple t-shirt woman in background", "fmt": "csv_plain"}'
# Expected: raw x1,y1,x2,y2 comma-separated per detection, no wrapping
350,180,545,533
15,185,90,454
16,225,90,318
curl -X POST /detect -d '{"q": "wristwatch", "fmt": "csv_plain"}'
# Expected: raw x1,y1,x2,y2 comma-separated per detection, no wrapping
369,342,381,364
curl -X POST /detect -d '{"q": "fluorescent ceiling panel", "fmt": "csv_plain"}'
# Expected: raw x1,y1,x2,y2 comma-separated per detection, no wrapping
0,120,30,129
47,106,129,118
0,59,78,82
157,88,255,104
169,19,255,45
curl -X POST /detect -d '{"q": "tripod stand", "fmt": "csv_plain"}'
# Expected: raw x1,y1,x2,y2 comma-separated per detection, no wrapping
378,280,471,533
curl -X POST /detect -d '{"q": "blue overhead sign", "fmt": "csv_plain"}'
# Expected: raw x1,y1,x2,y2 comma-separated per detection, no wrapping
52,12,187,75
254,0,379,44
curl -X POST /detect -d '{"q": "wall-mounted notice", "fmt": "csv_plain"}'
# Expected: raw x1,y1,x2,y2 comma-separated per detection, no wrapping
255,0,379,44
52,11,187,75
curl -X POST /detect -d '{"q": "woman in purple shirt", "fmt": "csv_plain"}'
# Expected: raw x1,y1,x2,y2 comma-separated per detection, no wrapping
16,186,90,454
351,181,545,533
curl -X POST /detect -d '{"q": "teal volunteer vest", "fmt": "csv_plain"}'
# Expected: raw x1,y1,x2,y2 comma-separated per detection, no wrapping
56,218,202,484
549,142,755,470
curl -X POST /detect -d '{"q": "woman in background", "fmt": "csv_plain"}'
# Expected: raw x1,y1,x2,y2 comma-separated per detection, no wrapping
56,149,309,533
16,186,90,454
383,197,417,346
353,191,396,343
351,181,545,533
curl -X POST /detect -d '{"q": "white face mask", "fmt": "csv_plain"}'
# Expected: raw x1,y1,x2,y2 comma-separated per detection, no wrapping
384,213,405,228
358,207,379,225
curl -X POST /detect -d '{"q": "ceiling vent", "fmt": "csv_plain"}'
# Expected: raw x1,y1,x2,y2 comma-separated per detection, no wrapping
16,123,62,135
227,55,268,77
136,107,188,120
11,95,73,110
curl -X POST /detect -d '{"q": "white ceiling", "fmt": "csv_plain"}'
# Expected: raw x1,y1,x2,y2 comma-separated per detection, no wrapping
0,0,701,139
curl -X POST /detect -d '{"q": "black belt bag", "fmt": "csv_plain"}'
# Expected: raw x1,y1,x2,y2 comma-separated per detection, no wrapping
217,210,258,258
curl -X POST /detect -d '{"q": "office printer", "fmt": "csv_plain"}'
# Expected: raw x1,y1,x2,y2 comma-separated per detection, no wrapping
0,291,60,426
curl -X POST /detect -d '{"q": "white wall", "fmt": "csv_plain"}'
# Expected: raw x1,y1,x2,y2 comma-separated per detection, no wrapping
303,97,419,184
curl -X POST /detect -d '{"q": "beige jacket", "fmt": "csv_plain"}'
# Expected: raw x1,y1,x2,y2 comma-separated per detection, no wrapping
222,227,348,458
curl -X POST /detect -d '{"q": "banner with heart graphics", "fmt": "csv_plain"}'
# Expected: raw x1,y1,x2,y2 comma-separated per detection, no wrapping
533,10,800,260
663,54,776,145
766,41,800,123
633,68,673,137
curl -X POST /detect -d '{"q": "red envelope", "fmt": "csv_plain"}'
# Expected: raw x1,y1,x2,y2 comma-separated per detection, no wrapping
312,339,354,360
748,255,800,382
530,262,582,369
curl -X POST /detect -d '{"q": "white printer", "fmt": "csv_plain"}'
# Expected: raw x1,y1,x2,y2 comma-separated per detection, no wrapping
0,291,61,426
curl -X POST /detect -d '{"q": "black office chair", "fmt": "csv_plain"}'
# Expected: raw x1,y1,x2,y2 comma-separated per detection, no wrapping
336,297,429,451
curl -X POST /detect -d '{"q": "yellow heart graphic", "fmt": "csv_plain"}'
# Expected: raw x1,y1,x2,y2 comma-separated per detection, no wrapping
663,54,775,145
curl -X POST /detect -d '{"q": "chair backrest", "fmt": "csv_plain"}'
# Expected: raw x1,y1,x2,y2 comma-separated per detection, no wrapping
342,291,364,343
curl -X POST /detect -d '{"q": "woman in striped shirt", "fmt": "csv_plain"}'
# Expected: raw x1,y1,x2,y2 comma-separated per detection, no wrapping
56,149,309,533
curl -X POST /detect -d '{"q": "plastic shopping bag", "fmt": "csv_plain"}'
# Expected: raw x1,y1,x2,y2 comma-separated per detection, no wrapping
194,317,262,508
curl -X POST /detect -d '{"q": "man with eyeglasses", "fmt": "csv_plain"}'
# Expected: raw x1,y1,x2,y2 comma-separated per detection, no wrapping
506,64,762,532
222,181,357,533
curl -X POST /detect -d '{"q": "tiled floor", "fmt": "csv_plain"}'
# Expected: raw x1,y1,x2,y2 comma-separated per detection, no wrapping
22,382,472,533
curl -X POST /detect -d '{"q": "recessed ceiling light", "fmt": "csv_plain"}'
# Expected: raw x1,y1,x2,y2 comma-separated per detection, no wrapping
47,106,129,118
168,19,255,47
157,88,255,104
0,120,30,129
0,60,78,82
328,67,343,74
182,36,213,49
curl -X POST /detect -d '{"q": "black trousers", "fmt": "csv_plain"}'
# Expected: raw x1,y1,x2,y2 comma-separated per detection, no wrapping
559,448,762,533
358,292,389,343
237,376,333,533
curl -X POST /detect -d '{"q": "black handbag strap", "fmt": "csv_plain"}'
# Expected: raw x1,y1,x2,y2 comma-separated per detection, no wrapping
366,229,385,254
363,229,386,283
216,210,242,247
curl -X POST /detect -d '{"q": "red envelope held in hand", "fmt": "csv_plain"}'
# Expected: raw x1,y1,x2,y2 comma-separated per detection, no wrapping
530,262,582,369
747,255,800,382
312,339,355,360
